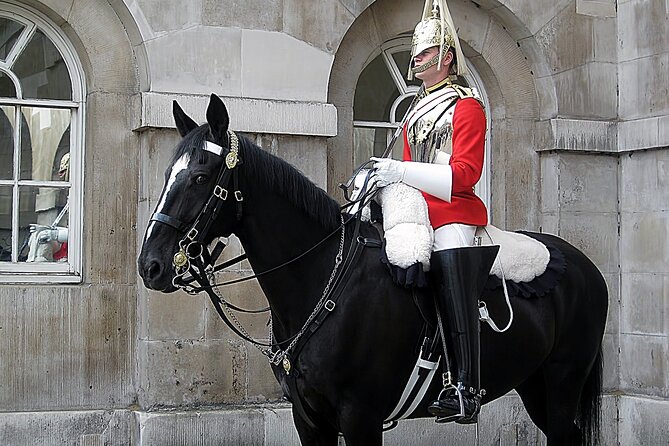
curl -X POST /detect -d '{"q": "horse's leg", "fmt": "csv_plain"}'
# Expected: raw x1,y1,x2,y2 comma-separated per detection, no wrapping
292,407,339,446
515,371,549,435
542,364,585,446
339,408,383,446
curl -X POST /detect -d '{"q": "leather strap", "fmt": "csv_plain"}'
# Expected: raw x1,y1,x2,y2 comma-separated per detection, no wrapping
277,217,366,429
150,212,189,232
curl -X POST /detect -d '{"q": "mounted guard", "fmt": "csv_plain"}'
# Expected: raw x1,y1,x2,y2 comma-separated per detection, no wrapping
371,0,496,423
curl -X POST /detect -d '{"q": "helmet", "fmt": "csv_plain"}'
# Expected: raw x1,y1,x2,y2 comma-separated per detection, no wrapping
408,0,467,80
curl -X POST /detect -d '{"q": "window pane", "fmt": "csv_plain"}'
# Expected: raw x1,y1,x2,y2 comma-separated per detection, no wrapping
393,95,415,123
392,50,422,88
0,17,24,61
354,55,398,121
353,127,394,166
20,107,71,181
18,185,69,263
0,105,14,180
13,29,71,100
0,71,16,97
0,185,12,261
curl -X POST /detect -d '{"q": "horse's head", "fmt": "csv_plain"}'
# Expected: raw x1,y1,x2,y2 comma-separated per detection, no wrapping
138,94,238,292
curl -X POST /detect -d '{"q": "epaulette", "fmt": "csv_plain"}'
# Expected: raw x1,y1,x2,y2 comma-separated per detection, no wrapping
451,84,474,99
451,84,485,108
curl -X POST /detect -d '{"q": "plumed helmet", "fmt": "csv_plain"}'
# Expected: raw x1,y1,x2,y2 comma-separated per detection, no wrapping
408,0,467,80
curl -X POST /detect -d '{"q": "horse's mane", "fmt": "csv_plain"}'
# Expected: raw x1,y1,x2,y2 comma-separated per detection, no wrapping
171,124,341,231
238,135,341,231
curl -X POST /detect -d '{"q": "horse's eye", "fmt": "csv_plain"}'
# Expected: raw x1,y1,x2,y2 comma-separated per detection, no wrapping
195,175,209,185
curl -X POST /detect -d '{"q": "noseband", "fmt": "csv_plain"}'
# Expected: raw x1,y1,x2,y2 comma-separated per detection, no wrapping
149,130,243,276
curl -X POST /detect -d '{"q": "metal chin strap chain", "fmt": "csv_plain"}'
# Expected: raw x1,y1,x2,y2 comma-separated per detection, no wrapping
208,214,345,368
174,212,347,369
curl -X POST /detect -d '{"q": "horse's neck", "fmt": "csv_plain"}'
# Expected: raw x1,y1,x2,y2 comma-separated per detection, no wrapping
236,192,340,341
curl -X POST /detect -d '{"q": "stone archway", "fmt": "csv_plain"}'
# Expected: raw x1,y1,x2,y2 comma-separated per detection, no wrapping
328,0,554,230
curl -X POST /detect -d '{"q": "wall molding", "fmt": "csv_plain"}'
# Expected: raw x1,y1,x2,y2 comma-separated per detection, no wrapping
135,92,337,137
539,117,669,153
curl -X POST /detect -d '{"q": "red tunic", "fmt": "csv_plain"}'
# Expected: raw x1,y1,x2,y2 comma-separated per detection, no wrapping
403,97,488,229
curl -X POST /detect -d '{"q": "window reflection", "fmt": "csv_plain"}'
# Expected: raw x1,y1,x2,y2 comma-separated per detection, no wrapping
18,185,69,263
0,105,14,180
0,185,11,261
353,55,398,122
13,29,71,100
0,17,24,60
20,107,71,181
0,71,16,97
0,6,81,274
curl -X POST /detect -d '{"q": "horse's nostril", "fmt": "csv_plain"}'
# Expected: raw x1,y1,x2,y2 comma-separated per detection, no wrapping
146,260,163,281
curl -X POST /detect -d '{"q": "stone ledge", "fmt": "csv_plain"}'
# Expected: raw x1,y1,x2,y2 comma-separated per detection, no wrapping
619,115,669,152
135,92,338,137
576,0,617,18
539,117,669,153
540,118,618,153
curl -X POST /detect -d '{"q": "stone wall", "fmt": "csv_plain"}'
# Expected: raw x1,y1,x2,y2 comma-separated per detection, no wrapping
1,0,668,444
616,1,669,444
0,0,141,444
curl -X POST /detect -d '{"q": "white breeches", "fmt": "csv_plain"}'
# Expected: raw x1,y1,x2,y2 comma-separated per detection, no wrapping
433,224,477,251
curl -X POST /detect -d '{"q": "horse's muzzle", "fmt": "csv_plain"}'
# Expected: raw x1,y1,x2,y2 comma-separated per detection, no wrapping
138,257,178,293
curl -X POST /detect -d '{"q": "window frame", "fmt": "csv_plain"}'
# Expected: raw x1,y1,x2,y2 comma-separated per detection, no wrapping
0,1,85,283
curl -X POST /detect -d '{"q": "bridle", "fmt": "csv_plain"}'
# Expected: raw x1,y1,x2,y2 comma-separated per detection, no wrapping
147,127,382,431
150,130,244,279
146,129,365,363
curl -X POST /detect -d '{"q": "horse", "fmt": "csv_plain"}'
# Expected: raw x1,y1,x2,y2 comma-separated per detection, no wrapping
138,94,608,446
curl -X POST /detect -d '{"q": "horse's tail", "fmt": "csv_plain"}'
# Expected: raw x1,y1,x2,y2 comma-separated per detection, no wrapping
578,346,603,445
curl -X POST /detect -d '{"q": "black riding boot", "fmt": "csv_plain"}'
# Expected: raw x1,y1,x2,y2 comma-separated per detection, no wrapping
427,245,500,424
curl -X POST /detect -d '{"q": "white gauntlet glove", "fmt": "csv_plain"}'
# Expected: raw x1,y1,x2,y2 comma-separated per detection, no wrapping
371,156,453,202
37,227,69,244
371,157,406,187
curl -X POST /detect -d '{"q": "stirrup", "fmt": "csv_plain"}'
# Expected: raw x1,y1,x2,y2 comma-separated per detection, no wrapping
432,384,483,424
432,384,465,423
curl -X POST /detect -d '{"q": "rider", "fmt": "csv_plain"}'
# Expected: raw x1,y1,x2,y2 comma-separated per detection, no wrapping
372,0,499,424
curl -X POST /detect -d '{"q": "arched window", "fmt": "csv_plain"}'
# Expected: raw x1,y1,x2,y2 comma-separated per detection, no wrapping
0,2,84,282
353,36,490,210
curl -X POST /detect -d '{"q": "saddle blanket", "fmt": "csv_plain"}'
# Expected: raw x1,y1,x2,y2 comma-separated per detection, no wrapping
375,183,550,283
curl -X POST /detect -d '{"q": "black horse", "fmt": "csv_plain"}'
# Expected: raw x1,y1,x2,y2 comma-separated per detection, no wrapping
138,94,608,446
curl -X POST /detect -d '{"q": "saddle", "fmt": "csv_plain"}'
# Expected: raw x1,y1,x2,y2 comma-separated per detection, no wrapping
369,183,565,297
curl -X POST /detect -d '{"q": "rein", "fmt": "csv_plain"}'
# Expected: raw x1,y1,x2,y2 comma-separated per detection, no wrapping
148,130,367,354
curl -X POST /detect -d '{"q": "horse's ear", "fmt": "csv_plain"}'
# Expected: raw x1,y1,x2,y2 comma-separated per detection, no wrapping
206,93,229,142
173,101,198,137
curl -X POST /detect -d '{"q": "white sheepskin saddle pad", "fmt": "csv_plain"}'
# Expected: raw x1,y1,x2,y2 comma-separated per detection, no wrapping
372,182,549,283
476,225,549,283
